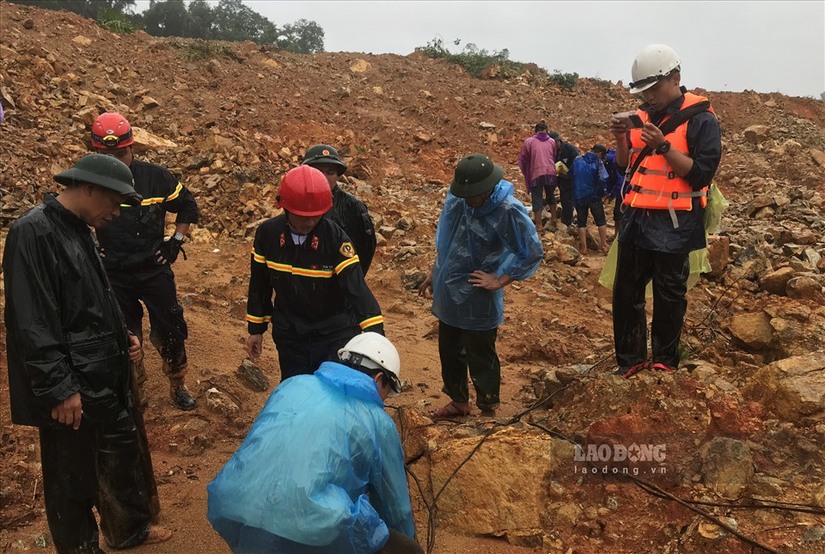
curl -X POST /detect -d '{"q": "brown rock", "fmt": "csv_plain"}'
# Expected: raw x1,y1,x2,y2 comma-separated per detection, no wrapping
349,59,371,73
744,351,825,420
423,428,558,535
235,359,269,392
480,65,500,79
708,396,765,438
72,35,92,47
698,437,754,497
743,125,770,144
141,96,160,109
729,312,773,350
758,266,794,295
786,276,823,301
810,148,825,168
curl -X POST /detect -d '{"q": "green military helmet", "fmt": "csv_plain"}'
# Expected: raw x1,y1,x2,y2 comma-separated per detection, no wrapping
449,153,504,198
54,153,142,206
302,144,347,175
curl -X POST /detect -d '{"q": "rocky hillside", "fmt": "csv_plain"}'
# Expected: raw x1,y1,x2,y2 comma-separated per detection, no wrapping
2,2,825,553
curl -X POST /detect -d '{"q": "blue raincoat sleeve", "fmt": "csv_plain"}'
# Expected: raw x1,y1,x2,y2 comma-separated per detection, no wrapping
365,420,416,538
432,180,542,331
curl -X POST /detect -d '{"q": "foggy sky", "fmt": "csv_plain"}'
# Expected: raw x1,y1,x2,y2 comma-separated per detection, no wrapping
135,1,825,98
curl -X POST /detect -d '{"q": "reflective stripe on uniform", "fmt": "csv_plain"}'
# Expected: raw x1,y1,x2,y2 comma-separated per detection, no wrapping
246,314,271,323
359,315,384,329
252,249,336,278
335,256,360,274
140,183,184,206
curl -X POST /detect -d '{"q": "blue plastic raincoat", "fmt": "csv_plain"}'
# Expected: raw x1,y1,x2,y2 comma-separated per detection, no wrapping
432,180,543,331
207,362,416,553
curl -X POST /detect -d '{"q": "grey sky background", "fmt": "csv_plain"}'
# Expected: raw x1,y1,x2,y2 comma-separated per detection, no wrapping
135,1,825,98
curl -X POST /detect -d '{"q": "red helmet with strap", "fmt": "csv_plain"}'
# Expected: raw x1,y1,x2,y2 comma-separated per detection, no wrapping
276,165,332,216
91,112,134,149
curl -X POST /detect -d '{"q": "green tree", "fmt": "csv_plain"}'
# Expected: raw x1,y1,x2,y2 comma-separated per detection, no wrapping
188,0,216,40
277,19,324,54
142,0,189,37
212,0,276,43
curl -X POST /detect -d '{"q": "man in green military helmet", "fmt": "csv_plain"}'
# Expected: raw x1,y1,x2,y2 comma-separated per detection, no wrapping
419,154,543,419
302,144,377,274
4,154,172,552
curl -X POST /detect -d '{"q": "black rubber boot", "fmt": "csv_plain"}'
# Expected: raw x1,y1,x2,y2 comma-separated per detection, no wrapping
170,384,196,411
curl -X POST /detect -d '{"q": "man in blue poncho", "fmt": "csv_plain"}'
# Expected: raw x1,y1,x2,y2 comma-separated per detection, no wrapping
419,153,543,419
207,332,422,554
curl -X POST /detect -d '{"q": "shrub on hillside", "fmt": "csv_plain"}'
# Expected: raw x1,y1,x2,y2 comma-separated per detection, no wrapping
415,37,549,81
550,70,579,91
169,38,243,62
96,7,138,34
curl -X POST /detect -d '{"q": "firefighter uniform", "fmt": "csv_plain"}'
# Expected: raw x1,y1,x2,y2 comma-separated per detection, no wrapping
247,215,384,380
96,159,199,409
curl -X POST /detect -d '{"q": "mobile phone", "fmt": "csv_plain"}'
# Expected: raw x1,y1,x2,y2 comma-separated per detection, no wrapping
614,111,644,128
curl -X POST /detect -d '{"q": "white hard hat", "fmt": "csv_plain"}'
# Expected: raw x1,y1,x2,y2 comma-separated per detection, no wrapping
629,44,681,94
338,332,402,394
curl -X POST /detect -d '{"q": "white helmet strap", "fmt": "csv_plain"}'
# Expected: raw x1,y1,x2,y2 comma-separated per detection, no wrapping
341,351,400,392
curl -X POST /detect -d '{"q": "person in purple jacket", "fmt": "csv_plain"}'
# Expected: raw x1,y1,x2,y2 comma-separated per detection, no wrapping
518,120,558,231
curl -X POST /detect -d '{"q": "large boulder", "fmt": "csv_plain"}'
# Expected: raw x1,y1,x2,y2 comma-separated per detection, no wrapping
743,351,825,420
422,427,560,536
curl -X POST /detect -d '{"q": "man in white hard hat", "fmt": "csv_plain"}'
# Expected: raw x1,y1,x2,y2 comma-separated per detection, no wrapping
609,44,722,378
208,332,423,554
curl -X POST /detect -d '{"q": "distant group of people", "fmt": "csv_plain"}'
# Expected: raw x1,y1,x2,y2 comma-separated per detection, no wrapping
519,125,621,254
3,42,720,553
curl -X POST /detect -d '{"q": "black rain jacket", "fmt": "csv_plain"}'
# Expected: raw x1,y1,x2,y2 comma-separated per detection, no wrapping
3,194,132,428
246,215,384,340
329,185,376,274
96,159,199,275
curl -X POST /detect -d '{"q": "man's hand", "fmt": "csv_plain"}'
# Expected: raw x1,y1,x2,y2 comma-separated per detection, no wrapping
246,334,263,360
610,115,631,137
640,122,666,150
128,333,142,362
155,236,184,265
468,270,509,291
51,392,83,430
418,273,433,297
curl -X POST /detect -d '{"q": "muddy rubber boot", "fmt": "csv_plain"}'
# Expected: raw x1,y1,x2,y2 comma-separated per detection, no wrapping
170,381,196,411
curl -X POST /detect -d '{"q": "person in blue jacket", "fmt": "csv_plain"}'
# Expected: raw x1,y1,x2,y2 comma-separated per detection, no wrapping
604,147,626,224
207,332,422,554
571,144,610,254
419,153,543,419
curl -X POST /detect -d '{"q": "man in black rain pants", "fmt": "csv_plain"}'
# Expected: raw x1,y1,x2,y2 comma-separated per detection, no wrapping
3,154,172,553
91,112,199,411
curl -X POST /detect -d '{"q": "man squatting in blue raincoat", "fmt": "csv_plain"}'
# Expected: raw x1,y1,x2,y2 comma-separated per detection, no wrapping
420,153,543,419
207,332,423,554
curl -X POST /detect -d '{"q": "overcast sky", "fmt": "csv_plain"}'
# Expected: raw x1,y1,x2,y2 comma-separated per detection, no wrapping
135,1,825,98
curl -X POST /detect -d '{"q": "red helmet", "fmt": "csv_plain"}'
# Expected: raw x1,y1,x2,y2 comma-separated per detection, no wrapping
91,112,134,149
276,165,332,216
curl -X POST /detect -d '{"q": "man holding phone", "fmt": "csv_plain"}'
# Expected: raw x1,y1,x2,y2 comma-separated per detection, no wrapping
609,44,722,378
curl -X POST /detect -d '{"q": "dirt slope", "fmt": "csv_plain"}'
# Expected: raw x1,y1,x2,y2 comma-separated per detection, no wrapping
2,3,825,554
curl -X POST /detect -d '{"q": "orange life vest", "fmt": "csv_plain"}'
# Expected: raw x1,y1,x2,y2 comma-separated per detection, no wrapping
623,93,714,228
